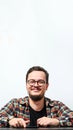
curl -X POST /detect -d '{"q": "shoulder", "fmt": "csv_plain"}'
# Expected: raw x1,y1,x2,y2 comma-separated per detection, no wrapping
45,97,66,108
6,96,29,106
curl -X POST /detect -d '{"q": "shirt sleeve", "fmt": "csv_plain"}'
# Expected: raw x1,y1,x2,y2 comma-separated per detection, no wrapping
0,99,16,127
57,101,73,126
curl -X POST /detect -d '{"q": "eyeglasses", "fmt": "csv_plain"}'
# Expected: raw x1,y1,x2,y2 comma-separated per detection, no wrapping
27,79,46,86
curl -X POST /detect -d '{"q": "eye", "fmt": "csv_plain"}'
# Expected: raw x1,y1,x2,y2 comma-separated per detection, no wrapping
39,80,45,83
27,79,35,85
27,79,46,86
38,80,45,85
30,80,35,83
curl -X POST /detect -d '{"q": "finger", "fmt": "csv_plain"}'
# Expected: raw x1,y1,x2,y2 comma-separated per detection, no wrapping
23,120,30,127
25,120,30,124
17,120,24,127
37,119,47,127
37,118,41,124
12,121,19,127
15,121,21,127
13,120,23,128
19,119,30,128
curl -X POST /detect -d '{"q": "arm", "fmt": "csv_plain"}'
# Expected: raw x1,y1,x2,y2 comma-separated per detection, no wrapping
0,98,30,128
8,118,30,128
0,99,16,127
37,117,59,127
37,101,73,127
57,102,73,126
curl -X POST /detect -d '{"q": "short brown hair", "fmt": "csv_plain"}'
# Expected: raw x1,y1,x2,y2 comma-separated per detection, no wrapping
26,66,49,84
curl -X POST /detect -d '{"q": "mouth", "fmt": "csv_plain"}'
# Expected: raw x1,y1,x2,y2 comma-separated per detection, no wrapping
31,87,41,92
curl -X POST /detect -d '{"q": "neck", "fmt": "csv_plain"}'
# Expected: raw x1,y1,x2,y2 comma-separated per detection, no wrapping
29,97,45,111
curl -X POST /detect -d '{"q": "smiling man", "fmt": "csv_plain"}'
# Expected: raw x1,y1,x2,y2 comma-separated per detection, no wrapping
0,66,73,128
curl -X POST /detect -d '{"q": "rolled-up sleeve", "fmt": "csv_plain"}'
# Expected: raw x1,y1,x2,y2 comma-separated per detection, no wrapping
0,99,15,127
57,102,73,126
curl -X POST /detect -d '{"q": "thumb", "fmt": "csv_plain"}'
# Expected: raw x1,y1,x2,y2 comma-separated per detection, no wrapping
25,120,30,124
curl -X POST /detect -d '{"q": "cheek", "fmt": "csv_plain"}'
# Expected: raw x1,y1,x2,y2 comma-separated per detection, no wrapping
26,86,30,91
43,86,48,92
41,88,46,92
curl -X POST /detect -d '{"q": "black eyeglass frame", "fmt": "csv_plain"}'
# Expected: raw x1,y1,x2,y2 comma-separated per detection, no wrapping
27,79,47,86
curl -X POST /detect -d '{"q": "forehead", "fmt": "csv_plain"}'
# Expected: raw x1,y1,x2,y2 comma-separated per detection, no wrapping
28,71,46,80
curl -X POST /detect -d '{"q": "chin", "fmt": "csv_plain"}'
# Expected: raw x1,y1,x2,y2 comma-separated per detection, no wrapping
29,94,44,101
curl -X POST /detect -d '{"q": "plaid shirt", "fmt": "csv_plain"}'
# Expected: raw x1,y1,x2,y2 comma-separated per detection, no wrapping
0,96,73,127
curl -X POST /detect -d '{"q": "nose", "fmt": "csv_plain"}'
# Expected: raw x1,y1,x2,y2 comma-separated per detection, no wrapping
34,81,38,86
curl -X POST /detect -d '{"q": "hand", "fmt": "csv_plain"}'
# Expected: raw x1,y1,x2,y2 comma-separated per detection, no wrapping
37,117,59,127
9,118,30,128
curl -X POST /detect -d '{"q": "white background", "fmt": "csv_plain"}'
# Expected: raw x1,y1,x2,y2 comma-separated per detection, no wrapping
0,0,73,109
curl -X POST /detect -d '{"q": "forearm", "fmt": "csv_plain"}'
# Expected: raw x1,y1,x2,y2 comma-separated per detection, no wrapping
37,117,60,127
0,117,9,127
49,118,59,126
0,99,16,127
58,115,73,126
0,115,15,127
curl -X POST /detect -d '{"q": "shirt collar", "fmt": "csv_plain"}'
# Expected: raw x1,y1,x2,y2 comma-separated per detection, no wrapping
19,96,29,107
20,96,54,107
45,97,54,107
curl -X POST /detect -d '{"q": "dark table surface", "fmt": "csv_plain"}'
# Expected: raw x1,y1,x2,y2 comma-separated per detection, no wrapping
0,127,73,130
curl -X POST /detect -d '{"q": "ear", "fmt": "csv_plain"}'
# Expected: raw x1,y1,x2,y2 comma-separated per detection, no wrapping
46,83,49,90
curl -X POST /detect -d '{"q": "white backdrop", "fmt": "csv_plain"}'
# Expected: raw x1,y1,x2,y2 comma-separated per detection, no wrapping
0,0,73,110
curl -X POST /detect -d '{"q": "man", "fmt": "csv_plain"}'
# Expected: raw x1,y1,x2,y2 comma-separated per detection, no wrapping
0,66,73,128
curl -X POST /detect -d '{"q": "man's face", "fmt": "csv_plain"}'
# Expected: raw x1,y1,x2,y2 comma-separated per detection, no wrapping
26,71,48,101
